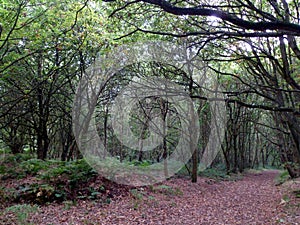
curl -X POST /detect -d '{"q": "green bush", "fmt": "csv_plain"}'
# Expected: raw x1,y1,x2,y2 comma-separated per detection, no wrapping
40,159,97,185
20,159,50,175
199,167,229,180
2,158,102,204
1,154,54,179
15,183,58,204
3,153,32,164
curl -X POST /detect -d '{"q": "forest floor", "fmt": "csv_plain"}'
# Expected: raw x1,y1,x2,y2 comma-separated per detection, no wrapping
1,170,300,225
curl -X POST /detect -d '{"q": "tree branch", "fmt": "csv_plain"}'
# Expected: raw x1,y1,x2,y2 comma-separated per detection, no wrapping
141,0,300,34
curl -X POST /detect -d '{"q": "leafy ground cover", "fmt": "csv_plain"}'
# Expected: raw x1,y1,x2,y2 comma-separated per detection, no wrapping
0,155,299,224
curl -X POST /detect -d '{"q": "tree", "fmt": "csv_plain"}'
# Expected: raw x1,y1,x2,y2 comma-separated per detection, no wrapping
107,0,300,177
0,0,109,159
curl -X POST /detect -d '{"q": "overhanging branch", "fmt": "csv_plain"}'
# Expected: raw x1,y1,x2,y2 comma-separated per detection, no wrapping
191,95,300,116
141,0,300,34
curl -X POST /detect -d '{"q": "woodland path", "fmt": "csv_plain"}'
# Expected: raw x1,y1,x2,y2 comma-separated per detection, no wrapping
8,170,300,224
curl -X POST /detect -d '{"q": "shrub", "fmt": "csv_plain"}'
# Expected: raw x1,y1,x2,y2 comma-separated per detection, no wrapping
40,159,97,187
199,167,229,180
20,159,50,175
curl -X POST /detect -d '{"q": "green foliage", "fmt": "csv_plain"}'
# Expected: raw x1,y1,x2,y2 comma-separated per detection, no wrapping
53,189,66,200
0,187,16,204
77,187,102,200
199,167,230,180
5,204,38,225
0,154,41,179
3,153,32,164
130,189,144,210
128,160,152,167
258,164,282,170
130,189,144,200
175,166,190,177
275,170,291,185
282,194,290,202
1,156,102,204
36,159,99,202
0,148,9,159
0,164,5,174
150,185,183,196
20,159,51,175
62,200,77,210
40,159,97,188
15,183,58,204
293,190,300,198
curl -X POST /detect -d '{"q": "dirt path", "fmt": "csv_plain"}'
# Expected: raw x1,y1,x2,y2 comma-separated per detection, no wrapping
7,170,300,224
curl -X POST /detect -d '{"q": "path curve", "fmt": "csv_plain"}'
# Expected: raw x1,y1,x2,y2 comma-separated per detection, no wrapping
28,170,299,224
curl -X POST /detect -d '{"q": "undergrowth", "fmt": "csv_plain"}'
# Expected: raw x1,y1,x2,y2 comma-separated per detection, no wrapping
0,154,103,205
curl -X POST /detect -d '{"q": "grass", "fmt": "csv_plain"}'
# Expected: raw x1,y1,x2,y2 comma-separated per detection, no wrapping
150,184,183,196
130,189,145,210
5,204,38,225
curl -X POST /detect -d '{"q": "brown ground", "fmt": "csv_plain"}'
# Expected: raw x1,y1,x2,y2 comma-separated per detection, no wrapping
1,170,300,225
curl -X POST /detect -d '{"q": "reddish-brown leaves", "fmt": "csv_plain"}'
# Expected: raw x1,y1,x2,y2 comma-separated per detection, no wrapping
1,170,299,224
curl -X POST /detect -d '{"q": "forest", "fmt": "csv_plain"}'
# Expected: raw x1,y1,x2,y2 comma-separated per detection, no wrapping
0,0,299,224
